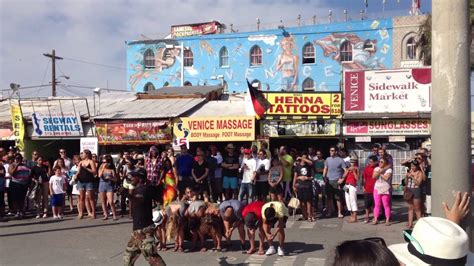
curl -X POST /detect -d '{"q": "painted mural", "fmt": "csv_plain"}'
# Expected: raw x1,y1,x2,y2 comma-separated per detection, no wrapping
126,19,393,92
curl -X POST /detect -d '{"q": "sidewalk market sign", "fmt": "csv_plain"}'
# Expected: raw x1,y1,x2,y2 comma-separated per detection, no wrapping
343,119,431,136
262,119,340,137
174,116,255,142
263,92,342,117
10,102,25,150
32,112,83,137
95,120,171,145
344,68,431,113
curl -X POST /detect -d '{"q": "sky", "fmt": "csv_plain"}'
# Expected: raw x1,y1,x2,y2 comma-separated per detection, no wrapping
0,0,432,98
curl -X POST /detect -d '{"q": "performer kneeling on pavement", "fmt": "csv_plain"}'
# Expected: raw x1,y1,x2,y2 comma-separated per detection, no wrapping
123,168,166,266
262,201,289,256
220,199,246,251
242,200,266,255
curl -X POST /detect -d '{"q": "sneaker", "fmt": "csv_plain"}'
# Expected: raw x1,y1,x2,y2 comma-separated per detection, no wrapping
42,213,47,218
265,246,276,256
36,214,41,219
14,212,20,219
277,247,285,256
58,215,63,219
53,215,58,219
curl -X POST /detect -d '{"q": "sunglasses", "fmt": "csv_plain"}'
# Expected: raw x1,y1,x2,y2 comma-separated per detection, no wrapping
330,149,336,152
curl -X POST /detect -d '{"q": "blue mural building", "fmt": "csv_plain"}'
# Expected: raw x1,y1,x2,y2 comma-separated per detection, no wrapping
126,18,393,93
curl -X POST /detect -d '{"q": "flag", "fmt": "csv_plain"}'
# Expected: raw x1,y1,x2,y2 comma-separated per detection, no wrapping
364,0,368,8
382,0,386,4
246,80,271,119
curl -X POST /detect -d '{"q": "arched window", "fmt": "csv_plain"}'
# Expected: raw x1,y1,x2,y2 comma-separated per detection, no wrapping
144,82,155,91
340,41,352,62
144,49,155,68
302,78,315,91
302,43,315,64
250,79,261,90
250,45,263,66
406,37,417,60
183,49,194,67
219,47,229,67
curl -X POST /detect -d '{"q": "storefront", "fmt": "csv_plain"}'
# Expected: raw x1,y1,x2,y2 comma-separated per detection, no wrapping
260,91,342,152
342,67,432,189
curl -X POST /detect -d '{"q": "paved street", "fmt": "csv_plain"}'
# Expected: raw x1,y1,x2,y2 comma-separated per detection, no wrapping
0,198,414,265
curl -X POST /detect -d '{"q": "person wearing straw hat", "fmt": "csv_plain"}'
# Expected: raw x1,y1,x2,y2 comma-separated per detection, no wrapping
221,143,240,200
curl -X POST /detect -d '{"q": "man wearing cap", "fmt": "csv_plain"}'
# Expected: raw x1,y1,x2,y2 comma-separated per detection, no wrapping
219,199,246,251
221,144,240,200
262,201,289,256
242,200,265,255
238,148,256,203
123,168,166,266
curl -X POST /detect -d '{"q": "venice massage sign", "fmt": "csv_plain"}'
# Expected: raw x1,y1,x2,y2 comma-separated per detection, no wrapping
344,68,431,113
264,92,342,116
174,116,255,142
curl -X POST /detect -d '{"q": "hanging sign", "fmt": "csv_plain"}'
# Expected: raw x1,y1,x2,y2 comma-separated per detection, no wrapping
10,103,25,150
264,92,342,116
32,112,83,137
95,120,171,145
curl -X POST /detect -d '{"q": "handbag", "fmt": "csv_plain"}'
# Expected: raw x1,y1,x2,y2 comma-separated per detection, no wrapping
403,188,414,201
288,194,300,220
375,178,390,194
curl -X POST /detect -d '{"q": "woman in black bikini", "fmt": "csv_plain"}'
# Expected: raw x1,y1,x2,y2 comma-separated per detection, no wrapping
76,150,97,219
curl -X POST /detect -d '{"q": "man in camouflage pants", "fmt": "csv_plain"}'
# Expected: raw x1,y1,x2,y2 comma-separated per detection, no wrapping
123,168,166,266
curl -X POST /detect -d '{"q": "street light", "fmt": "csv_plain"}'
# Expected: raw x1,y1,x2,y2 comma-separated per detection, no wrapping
165,43,185,86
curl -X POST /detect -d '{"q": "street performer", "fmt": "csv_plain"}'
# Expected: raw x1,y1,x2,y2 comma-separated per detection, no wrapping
123,168,166,266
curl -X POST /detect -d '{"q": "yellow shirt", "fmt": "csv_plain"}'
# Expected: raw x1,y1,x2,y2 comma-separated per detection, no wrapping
262,201,289,220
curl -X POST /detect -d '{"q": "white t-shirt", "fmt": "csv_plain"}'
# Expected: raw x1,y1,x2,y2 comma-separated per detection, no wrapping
241,158,256,184
256,158,270,182
49,175,66,194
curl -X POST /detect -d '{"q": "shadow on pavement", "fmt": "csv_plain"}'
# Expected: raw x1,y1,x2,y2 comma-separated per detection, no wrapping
0,220,132,238
216,242,324,265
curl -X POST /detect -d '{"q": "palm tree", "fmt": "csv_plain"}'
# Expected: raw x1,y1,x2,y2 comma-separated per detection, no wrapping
416,14,431,66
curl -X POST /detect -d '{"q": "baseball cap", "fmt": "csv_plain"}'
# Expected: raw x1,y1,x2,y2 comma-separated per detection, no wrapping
243,148,252,154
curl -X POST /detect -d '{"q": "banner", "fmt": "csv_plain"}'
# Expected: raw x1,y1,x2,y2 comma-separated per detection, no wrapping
174,116,255,142
171,21,221,37
262,119,339,137
32,112,83,137
344,68,431,113
95,121,171,145
264,92,341,116
343,119,431,136
80,137,98,155
10,103,24,150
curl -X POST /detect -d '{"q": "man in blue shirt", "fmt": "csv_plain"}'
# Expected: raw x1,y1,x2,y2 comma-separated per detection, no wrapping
175,145,194,199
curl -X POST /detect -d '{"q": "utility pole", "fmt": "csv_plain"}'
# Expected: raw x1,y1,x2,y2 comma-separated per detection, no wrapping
43,49,63,97
431,0,472,251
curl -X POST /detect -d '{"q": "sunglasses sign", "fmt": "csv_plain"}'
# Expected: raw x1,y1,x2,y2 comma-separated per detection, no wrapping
344,68,431,113
343,119,431,136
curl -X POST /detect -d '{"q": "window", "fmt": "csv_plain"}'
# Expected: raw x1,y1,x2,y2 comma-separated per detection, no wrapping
302,43,315,64
406,37,416,60
144,82,155,91
340,41,352,62
183,49,193,67
302,78,315,91
144,49,155,68
250,45,263,66
219,47,229,67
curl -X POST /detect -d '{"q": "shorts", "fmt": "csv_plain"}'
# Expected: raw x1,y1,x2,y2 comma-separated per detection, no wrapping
413,187,422,200
269,183,283,195
210,179,223,195
99,180,115,193
51,194,64,207
10,181,28,203
195,181,210,195
77,181,95,191
270,216,288,228
223,176,238,190
296,180,313,202
364,193,374,209
66,183,73,195
326,180,343,200
255,182,269,198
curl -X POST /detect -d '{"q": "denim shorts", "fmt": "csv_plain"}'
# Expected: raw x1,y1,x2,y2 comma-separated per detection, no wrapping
77,181,95,191
99,180,114,193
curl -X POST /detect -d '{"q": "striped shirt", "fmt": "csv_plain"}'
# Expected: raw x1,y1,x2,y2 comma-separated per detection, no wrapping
11,164,31,185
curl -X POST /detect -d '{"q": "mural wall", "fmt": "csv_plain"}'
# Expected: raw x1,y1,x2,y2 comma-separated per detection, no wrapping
126,19,393,92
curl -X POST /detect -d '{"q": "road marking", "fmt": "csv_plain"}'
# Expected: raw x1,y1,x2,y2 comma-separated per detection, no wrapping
305,257,326,266
321,223,339,228
299,221,317,229
286,220,295,228
243,253,266,265
274,255,297,265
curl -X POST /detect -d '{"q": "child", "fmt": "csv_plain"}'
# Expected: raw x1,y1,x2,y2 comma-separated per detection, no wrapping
49,166,67,219
362,155,378,223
